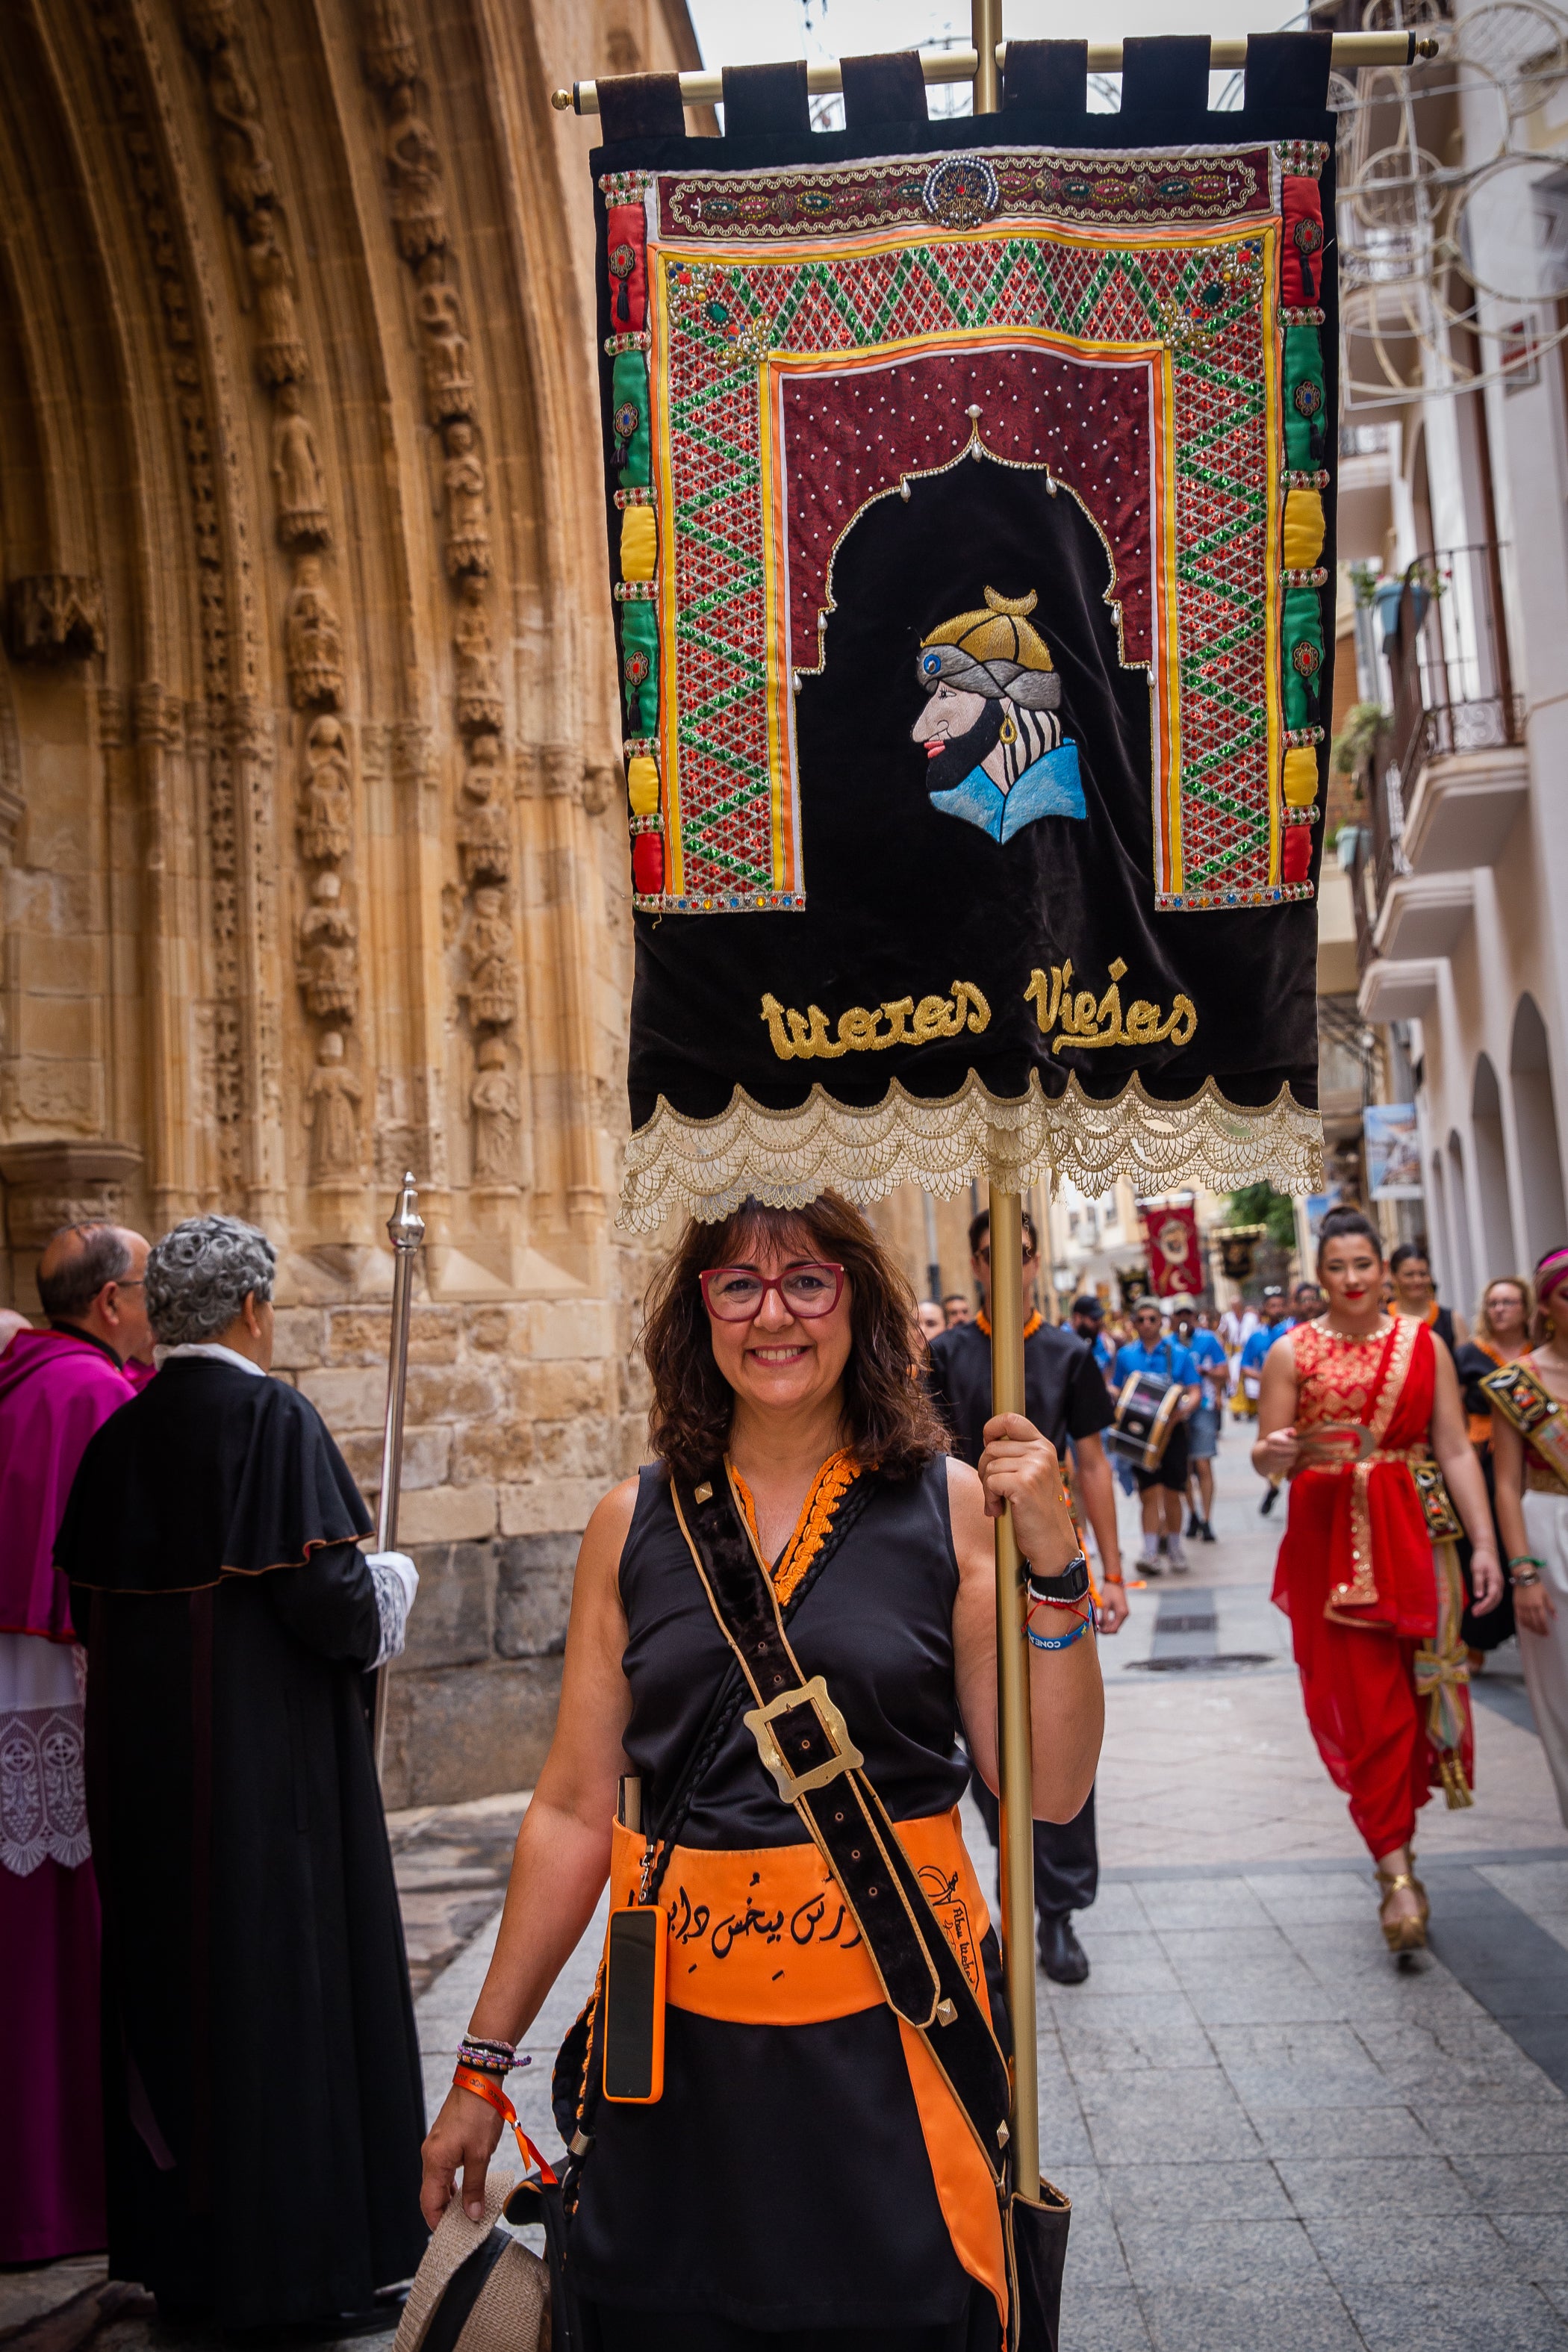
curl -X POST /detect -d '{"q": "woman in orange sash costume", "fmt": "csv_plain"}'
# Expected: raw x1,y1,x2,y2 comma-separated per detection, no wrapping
1256,1210,1502,1952
417,1194,1103,2351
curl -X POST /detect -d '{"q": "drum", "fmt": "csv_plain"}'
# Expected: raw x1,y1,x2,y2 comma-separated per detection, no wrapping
1108,1369,1182,1472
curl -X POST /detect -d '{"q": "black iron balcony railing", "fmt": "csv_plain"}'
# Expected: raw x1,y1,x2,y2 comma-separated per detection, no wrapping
1360,543,1524,936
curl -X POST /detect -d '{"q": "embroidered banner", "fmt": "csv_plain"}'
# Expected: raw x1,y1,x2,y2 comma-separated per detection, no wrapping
591,38,1333,1225
1142,1197,1203,1298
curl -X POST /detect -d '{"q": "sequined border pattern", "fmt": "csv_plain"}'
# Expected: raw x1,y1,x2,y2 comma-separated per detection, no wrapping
656,145,1273,240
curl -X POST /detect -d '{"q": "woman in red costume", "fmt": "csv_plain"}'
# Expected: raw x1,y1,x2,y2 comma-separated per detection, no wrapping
1255,1209,1502,1951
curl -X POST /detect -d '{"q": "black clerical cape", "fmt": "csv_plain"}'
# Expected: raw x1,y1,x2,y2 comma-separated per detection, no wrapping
54,1358,427,2330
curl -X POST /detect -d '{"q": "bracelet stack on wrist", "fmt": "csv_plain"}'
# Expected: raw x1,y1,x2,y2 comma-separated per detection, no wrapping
457,2035,524,2076
1508,1554,1546,1588
1027,1614,1091,1654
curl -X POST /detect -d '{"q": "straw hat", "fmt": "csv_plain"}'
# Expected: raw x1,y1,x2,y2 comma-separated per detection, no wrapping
394,2170,548,2352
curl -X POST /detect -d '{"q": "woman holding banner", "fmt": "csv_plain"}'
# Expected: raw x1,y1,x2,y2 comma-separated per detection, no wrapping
418,1193,1102,2349
1486,1248,1568,1830
1254,1208,1502,1953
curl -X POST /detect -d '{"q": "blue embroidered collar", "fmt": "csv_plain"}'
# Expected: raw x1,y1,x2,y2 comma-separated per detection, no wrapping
927,740,1086,843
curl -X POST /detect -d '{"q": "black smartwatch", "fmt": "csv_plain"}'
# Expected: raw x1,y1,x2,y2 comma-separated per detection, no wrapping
1024,1552,1090,1605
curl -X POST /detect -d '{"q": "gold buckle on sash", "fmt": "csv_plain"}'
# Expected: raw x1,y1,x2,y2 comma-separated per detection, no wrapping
1296,1421,1377,1466
744,1675,865,1803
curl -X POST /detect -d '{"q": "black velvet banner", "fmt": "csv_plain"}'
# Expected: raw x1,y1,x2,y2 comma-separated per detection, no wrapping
591,39,1335,1222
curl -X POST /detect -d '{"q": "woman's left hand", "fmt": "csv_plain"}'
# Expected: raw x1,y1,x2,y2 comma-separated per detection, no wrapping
977,1412,1080,1573
1468,1545,1505,1615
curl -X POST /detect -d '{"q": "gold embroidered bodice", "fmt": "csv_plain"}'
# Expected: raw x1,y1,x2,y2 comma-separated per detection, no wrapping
1292,1317,1404,1435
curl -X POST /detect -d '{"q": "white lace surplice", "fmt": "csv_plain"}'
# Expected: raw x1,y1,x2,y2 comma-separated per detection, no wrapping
0,1631,90,1876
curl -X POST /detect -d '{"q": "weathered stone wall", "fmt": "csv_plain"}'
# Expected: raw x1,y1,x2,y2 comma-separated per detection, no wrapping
0,0,702,1805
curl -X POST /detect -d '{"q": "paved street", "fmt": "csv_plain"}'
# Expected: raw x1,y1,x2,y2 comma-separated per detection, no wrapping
9,1427,1568,2351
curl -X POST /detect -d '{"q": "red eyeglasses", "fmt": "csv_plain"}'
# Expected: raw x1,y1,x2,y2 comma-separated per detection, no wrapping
699,1263,846,1322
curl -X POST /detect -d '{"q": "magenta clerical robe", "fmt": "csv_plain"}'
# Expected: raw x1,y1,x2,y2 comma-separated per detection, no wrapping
0,1323,131,2260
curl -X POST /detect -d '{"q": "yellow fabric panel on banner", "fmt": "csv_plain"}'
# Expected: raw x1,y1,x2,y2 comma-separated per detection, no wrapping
1282,488,1325,572
620,503,658,580
627,754,660,815
1283,745,1319,807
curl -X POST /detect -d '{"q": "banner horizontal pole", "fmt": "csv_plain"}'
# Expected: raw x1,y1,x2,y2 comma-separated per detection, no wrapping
553,31,1438,114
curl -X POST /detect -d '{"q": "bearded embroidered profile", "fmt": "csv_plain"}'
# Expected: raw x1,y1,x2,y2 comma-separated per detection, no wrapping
912,588,1087,846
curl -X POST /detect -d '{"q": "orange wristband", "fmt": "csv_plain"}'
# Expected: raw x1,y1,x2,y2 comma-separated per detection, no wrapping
451,2066,559,2185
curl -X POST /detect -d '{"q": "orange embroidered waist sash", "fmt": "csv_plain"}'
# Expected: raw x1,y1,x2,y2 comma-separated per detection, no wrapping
608,1808,990,2021
606,1808,1007,2328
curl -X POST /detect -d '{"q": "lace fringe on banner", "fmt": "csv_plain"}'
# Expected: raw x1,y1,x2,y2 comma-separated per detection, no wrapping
619,1071,1323,1231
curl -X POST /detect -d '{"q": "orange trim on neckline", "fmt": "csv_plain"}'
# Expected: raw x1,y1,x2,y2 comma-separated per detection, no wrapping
729,1446,861,1608
975,1310,1043,1340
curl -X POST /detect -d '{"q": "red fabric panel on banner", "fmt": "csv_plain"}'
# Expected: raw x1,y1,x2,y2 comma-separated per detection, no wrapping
1281,175,1325,308
606,204,647,332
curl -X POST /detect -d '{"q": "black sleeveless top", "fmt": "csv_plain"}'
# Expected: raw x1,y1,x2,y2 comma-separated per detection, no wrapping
569,1457,987,2330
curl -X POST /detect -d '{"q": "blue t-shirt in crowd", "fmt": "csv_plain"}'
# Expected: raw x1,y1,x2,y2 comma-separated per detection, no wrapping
1113,1337,1198,1390
1186,1329,1228,1399
1092,1331,1116,1376
1239,1321,1288,1375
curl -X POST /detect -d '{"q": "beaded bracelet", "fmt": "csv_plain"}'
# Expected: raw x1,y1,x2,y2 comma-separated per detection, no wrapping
457,2036,525,2076
1027,1614,1090,1654
1509,1555,1546,1571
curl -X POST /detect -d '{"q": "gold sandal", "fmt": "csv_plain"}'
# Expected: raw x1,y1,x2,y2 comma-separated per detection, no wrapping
1375,1863,1429,1953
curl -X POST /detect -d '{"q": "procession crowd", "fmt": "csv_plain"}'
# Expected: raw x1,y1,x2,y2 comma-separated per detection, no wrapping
3,1201,1568,2345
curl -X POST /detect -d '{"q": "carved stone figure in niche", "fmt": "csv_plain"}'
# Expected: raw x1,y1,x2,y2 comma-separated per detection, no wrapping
298,715,353,862
442,421,490,579
245,217,308,385
458,738,511,885
181,0,237,55
453,577,502,734
296,871,358,1020
386,83,446,261
361,0,418,87
207,44,276,216
416,257,474,423
5,576,105,662
305,1030,362,1181
284,557,345,709
271,382,330,547
461,886,516,1028
470,1036,519,1182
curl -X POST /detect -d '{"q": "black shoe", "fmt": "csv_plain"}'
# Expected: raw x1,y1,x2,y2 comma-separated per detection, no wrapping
1038,1914,1090,1985
1201,1519,1217,1543
1260,1484,1279,1517
1186,1509,1202,1537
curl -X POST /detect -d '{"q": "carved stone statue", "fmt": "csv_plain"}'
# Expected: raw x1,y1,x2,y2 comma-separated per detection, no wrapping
5,576,105,662
470,1036,519,1181
181,0,237,55
457,738,511,884
298,715,353,862
442,421,490,579
452,578,502,734
385,83,446,261
207,45,276,217
461,885,516,1028
305,1029,362,1180
361,0,418,87
284,557,345,709
245,217,308,385
415,257,474,423
271,382,330,547
296,870,358,1021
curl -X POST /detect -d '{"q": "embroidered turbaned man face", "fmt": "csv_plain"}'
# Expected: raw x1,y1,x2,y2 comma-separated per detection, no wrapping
911,585,1088,847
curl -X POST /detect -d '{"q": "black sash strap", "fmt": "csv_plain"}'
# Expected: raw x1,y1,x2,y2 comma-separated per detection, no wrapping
668,1463,1012,2191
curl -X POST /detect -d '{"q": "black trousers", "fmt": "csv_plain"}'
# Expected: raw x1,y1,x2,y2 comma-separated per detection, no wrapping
967,1767,1098,1922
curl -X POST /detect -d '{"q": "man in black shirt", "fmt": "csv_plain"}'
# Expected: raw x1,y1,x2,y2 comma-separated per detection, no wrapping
928,1208,1127,1983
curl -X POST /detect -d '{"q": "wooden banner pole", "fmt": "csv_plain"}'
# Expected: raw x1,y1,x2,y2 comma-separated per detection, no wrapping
552,30,1438,113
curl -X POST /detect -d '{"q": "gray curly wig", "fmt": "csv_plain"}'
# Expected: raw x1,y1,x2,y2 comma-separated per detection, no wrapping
146,1214,276,1346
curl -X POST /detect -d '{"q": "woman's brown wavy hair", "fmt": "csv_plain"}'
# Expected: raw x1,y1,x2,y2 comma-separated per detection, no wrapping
641,1193,948,1484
